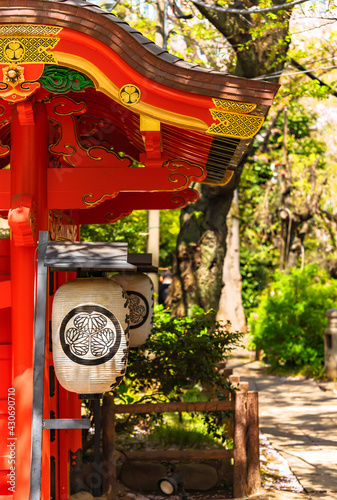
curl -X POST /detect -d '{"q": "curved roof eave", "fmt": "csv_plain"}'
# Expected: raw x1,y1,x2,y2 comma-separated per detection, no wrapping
0,0,279,106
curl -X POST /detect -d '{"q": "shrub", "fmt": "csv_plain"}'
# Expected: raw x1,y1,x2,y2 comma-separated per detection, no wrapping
123,305,243,399
111,306,243,444
249,264,337,375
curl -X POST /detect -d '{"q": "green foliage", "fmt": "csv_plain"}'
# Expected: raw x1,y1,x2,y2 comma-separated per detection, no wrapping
249,265,337,375
115,411,230,451
158,209,180,268
239,100,334,315
80,210,180,268
113,306,241,443
121,305,243,399
272,102,326,157
148,414,226,449
81,211,147,253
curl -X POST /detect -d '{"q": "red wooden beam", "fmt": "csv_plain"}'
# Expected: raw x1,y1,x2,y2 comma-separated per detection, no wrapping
78,189,199,224
48,161,205,209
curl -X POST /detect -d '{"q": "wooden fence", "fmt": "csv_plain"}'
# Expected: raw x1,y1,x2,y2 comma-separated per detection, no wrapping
101,375,260,499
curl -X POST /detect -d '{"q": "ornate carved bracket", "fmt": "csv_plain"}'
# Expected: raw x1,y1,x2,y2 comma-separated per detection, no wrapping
45,95,133,168
49,210,78,241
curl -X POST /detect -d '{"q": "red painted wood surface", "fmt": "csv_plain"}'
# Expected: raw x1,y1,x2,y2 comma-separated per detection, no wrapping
10,100,49,500
79,189,199,224
0,281,11,309
0,22,229,500
48,161,205,209
0,170,10,210
55,28,216,126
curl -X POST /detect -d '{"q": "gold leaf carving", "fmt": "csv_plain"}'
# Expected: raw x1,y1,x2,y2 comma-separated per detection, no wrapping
82,193,118,208
119,84,141,106
0,25,62,64
212,98,257,114
207,110,264,139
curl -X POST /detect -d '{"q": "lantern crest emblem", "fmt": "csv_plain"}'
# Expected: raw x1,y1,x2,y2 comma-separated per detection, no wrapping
129,291,149,329
60,304,122,366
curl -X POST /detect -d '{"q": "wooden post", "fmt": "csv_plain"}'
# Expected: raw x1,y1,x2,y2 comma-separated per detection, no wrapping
10,100,49,500
246,392,261,495
102,394,116,500
233,391,247,498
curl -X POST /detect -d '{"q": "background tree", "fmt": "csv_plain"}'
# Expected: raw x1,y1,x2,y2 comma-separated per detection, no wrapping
167,0,294,320
94,0,337,325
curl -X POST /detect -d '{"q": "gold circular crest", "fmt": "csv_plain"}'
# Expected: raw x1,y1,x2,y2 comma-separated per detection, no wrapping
4,41,25,62
119,84,141,106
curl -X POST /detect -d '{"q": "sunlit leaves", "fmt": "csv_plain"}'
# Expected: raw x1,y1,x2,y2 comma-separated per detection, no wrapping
248,264,337,375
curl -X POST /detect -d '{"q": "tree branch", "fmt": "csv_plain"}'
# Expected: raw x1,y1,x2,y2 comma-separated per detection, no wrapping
191,0,309,14
290,58,337,97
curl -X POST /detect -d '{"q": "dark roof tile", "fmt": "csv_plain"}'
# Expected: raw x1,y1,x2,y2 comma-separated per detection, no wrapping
144,43,167,56
159,52,182,64
131,33,152,45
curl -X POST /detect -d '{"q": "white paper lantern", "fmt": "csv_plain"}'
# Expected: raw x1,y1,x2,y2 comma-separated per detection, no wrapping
52,278,129,394
112,273,154,347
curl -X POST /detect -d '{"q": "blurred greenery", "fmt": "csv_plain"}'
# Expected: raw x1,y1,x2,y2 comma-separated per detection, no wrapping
249,264,337,377
80,209,180,268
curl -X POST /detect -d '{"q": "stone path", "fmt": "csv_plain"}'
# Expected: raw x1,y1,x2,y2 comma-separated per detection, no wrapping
226,356,337,500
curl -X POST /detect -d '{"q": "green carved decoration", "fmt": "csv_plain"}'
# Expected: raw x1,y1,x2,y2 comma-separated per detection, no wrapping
39,65,95,93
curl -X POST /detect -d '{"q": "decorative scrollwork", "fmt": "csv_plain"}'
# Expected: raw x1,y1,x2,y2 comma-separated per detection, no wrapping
0,78,40,103
170,188,199,208
105,210,133,223
46,95,133,169
39,65,95,94
82,192,119,208
164,159,206,188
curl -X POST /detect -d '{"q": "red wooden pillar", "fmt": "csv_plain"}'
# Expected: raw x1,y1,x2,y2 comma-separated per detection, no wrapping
10,100,49,500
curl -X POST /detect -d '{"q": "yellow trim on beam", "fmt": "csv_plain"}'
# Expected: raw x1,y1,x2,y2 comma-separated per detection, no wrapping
140,116,161,131
54,52,208,132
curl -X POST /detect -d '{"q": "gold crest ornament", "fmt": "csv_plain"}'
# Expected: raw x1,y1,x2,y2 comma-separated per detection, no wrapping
3,41,25,63
2,63,24,87
119,84,141,105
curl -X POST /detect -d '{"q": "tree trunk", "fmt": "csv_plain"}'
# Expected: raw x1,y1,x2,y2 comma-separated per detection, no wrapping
217,190,246,332
169,0,293,317
167,182,234,316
